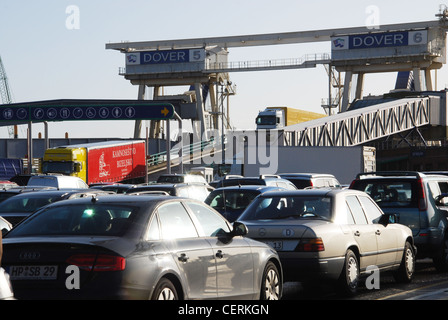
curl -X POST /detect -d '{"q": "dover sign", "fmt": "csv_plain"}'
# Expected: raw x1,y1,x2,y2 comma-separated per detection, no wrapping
332,30,427,51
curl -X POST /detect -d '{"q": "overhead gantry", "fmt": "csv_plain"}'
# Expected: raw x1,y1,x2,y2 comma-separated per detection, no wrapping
106,9,448,140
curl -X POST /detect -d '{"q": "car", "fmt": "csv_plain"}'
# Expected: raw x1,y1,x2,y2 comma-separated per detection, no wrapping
237,188,415,296
349,171,448,271
157,173,208,185
126,183,213,201
0,189,112,226
0,181,19,189
0,186,58,204
279,173,341,189
204,185,286,222
90,183,138,194
215,175,297,190
27,174,89,189
2,195,283,300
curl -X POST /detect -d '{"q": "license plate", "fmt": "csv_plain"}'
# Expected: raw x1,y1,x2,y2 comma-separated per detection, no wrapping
9,265,58,280
263,241,283,251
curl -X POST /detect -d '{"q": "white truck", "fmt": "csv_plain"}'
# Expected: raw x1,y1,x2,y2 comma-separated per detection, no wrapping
255,106,326,130
242,146,376,185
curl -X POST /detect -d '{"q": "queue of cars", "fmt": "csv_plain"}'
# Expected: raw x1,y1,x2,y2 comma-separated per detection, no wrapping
0,171,447,299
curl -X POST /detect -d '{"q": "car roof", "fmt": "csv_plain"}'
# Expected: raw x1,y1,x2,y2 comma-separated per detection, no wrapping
259,188,365,197
43,194,179,207
354,171,448,180
0,189,101,198
211,185,284,192
279,173,336,178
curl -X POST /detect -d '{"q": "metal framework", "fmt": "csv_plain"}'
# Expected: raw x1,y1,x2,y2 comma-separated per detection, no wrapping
282,97,433,147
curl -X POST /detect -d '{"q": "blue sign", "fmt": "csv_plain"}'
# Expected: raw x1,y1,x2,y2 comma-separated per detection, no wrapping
349,31,408,49
126,48,205,65
332,30,427,51
0,103,174,122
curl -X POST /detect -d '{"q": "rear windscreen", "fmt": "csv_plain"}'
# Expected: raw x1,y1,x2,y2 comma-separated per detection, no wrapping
351,179,418,208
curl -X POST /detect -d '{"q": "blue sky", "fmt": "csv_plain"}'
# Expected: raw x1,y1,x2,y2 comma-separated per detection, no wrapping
0,0,447,138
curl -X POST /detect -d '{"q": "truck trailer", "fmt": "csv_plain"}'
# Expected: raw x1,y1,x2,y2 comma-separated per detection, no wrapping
255,106,327,130
42,140,146,185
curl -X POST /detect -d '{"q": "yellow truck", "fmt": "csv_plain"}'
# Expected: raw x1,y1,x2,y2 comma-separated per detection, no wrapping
255,106,326,129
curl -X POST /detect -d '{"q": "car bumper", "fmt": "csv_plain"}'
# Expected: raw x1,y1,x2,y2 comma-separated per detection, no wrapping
278,252,345,282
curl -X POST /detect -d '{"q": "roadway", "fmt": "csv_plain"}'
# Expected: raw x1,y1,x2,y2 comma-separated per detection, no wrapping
282,259,448,300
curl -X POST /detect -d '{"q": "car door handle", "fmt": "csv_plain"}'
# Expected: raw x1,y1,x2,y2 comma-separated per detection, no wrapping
354,231,361,237
215,250,224,259
178,253,189,262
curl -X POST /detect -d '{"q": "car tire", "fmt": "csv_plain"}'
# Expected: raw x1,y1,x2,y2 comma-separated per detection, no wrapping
433,234,448,272
393,241,415,283
260,261,281,300
151,278,178,300
337,249,359,296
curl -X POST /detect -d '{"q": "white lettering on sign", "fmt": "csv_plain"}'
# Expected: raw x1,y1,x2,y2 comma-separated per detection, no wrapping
112,148,135,158
352,33,405,48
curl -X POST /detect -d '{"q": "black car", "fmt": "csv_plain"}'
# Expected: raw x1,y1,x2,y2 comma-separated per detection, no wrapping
205,185,286,222
2,195,283,300
90,184,138,194
126,183,213,201
215,175,297,190
0,189,111,226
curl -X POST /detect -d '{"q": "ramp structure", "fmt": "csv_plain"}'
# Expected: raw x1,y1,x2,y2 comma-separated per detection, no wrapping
280,93,446,147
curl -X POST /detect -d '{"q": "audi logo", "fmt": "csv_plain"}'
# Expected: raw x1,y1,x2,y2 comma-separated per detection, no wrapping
19,252,41,260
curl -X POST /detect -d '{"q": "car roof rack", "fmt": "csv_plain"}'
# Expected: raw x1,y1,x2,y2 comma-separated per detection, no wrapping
355,171,424,179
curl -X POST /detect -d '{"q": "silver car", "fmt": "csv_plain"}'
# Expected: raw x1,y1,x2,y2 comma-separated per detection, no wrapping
3,195,282,300
238,189,416,295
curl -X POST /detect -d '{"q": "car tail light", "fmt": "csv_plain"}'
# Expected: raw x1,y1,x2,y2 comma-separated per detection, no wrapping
349,179,357,189
66,254,126,271
296,238,325,252
417,177,427,211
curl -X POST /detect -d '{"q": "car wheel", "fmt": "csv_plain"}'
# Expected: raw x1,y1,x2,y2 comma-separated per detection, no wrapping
260,261,281,300
151,278,178,300
433,234,448,272
393,241,415,283
337,249,359,296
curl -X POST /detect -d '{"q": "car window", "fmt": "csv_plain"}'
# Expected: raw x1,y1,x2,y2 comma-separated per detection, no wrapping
157,202,198,239
146,216,160,240
346,195,368,224
184,201,231,236
353,180,416,208
339,202,356,224
358,195,382,224
5,204,136,237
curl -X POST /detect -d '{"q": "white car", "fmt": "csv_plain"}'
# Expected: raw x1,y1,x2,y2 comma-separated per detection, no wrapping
238,188,416,295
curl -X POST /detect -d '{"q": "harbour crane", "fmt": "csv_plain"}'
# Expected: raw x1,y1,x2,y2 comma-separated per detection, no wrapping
0,55,16,138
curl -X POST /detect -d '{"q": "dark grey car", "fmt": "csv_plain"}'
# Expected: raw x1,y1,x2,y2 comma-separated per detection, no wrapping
350,171,448,271
2,195,282,300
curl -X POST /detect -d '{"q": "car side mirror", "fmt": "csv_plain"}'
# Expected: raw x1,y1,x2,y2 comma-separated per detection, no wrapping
379,213,397,226
435,193,448,206
231,221,248,237
73,162,82,172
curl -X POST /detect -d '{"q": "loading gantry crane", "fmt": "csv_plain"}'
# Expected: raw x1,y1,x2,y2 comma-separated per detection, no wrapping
0,55,16,138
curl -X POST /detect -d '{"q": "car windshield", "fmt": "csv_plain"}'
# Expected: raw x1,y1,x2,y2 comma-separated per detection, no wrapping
206,190,259,211
6,204,138,237
240,195,332,220
0,195,64,213
351,179,417,208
